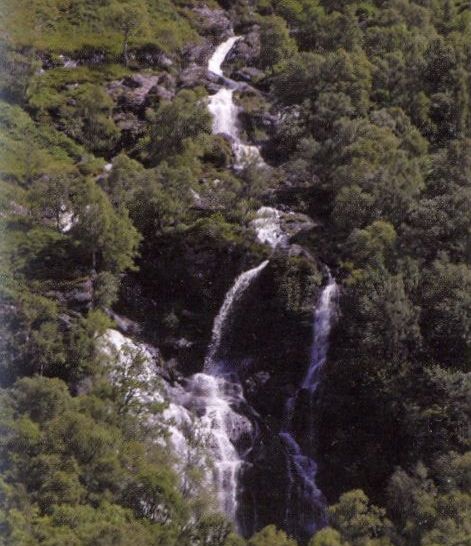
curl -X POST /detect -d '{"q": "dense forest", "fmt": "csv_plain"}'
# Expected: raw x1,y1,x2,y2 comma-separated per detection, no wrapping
0,0,470,545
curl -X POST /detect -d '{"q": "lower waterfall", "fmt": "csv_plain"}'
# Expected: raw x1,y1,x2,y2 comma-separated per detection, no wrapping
101,258,268,523
141,261,267,524
280,273,339,538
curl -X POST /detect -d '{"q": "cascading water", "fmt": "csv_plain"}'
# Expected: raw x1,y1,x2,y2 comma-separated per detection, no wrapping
280,273,339,538
207,37,265,169
104,35,340,540
208,36,240,77
205,260,269,372
250,207,288,249
101,258,269,524
197,260,268,520
302,274,339,392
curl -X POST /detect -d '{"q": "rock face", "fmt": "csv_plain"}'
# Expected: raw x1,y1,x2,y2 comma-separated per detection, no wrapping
232,66,265,83
178,64,222,91
225,27,261,69
193,6,232,39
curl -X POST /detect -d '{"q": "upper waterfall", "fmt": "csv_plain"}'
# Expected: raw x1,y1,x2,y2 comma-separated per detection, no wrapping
208,36,241,76
207,37,265,169
204,260,269,372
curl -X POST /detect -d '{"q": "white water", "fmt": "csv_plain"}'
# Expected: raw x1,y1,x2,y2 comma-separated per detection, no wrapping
101,329,250,521
169,373,252,518
198,260,269,519
207,38,265,169
280,273,338,537
102,260,269,524
302,274,339,392
251,207,288,249
208,36,240,76
205,260,269,372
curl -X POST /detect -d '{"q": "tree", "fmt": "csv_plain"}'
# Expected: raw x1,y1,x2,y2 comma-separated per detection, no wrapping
420,258,471,368
93,270,120,309
345,221,397,270
308,528,345,546
146,89,211,166
61,84,120,154
108,0,149,66
328,490,394,546
28,172,78,231
258,16,297,72
72,178,141,272
248,525,298,546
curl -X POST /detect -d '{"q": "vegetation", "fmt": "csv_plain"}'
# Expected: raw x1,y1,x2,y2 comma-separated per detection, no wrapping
0,0,469,544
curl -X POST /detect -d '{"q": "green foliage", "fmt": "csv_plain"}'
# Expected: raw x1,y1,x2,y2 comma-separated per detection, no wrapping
327,490,393,546
0,100,86,185
107,0,149,65
420,258,471,368
145,89,212,166
248,525,298,546
59,84,120,155
386,456,471,546
71,178,141,272
1,0,470,544
0,376,188,545
258,16,297,72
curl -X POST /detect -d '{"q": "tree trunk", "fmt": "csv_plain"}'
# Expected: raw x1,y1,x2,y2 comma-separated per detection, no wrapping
123,34,129,66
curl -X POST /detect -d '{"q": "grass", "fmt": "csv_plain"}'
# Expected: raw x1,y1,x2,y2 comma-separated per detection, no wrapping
1,0,200,56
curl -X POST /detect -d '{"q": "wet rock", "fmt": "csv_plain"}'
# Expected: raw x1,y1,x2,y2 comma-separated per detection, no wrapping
244,371,271,397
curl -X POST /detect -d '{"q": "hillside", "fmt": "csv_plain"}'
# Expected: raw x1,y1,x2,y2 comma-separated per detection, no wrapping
0,1,470,545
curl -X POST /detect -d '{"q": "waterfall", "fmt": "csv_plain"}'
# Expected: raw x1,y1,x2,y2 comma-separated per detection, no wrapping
208,36,240,77
302,274,339,392
280,274,339,538
251,207,288,249
204,260,269,372
207,37,264,169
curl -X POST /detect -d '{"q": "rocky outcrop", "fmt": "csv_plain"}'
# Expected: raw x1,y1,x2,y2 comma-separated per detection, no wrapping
181,41,214,65
107,73,176,112
192,5,232,40
178,64,222,91
226,27,261,70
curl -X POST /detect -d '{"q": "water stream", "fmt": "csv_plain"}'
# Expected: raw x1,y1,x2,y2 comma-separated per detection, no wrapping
102,260,268,522
280,273,339,538
207,36,340,538
104,36,340,540
207,37,264,169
